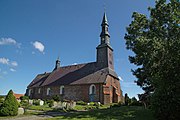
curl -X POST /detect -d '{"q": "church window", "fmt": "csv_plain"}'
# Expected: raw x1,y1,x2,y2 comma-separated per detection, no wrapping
28,89,32,96
60,86,65,95
89,84,96,95
47,88,51,95
38,88,41,94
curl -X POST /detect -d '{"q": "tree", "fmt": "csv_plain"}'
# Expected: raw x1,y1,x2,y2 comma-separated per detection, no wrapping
0,90,19,116
124,0,180,119
124,93,131,106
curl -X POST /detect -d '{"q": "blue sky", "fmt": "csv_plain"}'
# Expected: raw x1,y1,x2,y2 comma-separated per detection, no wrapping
0,0,155,98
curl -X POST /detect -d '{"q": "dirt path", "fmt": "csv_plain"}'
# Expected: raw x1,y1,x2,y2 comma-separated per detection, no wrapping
0,115,52,120
0,111,68,120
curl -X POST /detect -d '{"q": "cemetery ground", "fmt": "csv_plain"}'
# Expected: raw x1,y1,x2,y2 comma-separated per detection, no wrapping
0,104,155,120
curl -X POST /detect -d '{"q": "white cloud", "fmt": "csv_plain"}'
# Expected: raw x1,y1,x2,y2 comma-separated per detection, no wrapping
72,63,77,65
0,58,18,67
0,58,9,65
10,68,16,72
11,61,18,67
0,38,21,48
118,76,123,81
0,38,16,45
32,41,45,53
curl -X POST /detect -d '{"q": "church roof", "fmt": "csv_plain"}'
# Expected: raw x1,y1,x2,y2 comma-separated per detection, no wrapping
28,62,119,88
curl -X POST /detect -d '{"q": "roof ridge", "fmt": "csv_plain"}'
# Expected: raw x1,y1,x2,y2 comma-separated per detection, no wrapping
57,62,96,69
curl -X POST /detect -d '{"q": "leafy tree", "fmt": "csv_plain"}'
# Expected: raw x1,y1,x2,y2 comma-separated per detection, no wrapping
131,97,137,102
124,0,180,119
0,90,19,116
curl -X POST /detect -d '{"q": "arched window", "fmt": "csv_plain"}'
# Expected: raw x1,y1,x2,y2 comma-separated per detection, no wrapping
28,89,32,96
89,84,96,95
60,86,64,95
47,88,51,95
38,88,41,94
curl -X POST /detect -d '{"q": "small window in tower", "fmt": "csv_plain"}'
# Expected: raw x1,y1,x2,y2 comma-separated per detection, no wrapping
60,86,65,95
109,60,112,65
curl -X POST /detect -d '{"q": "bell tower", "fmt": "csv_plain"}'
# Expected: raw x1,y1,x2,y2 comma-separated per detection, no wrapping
96,12,114,70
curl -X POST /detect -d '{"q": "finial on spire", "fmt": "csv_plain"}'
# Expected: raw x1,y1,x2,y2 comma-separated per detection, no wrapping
101,12,108,26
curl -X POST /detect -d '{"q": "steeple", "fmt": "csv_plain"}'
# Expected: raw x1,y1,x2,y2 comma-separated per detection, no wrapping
54,57,60,70
100,12,110,45
96,12,114,70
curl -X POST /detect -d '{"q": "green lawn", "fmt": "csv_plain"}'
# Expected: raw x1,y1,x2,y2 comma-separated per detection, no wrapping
27,105,53,111
46,106,155,120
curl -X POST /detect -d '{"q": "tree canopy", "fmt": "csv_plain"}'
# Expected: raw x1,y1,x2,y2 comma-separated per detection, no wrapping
124,0,180,119
0,90,19,116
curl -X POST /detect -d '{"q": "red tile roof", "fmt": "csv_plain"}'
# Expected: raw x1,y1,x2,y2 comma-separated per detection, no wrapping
28,62,119,88
13,93,24,99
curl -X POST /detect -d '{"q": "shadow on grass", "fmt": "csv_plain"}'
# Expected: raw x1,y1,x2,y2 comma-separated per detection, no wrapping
48,106,155,120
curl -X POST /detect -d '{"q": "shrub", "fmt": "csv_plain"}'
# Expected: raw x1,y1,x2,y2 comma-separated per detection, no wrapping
52,95,61,102
33,99,40,106
0,97,4,105
76,101,87,105
0,90,19,116
129,97,142,106
20,100,29,108
48,100,54,107
20,96,29,101
89,102,95,106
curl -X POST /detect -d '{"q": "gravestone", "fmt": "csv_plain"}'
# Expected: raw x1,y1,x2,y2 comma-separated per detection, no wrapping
18,108,24,115
39,100,44,106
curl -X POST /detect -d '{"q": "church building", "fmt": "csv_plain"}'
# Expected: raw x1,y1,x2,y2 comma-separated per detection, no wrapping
26,13,123,104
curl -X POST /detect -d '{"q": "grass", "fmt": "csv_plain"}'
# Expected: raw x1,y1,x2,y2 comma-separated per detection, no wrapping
0,105,155,120
45,106,155,120
27,105,53,111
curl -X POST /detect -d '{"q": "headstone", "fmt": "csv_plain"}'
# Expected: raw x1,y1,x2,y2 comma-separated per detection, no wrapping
70,101,76,109
39,100,44,106
18,108,24,115
98,102,101,106
29,100,33,105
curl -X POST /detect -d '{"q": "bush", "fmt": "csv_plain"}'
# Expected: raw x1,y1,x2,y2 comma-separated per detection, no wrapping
52,95,61,102
152,87,180,120
0,97,4,105
33,99,40,106
129,97,142,106
48,100,54,107
20,96,29,101
20,100,29,108
76,101,87,105
0,90,19,116
89,102,95,106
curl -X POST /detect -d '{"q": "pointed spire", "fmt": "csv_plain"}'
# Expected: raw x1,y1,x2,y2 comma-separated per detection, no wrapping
101,12,109,26
100,12,110,45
